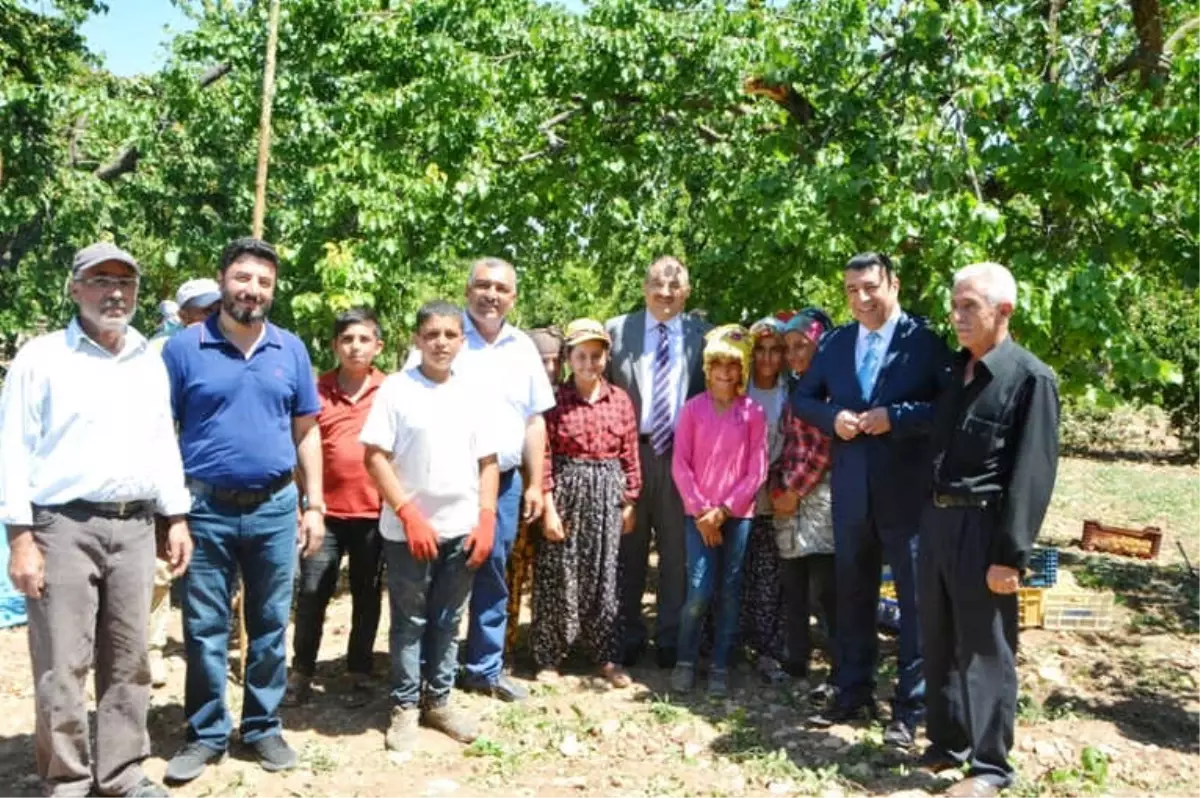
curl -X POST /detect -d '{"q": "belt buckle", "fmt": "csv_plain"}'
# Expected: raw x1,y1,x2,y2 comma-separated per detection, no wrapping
115,501,128,516
933,494,949,509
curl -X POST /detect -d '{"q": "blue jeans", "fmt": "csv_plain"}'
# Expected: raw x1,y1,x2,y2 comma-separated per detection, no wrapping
677,516,752,670
182,483,298,750
385,536,475,707
463,468,522,683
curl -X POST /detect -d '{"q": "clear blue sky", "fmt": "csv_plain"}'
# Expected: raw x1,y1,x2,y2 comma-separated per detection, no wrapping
72,0,588,77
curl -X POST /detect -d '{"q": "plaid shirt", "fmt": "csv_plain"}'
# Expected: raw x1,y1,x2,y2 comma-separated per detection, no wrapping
544,379,642,503
772,405,831,498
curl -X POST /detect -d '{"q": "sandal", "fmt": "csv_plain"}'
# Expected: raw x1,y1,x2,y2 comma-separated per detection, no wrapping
600,662,632,688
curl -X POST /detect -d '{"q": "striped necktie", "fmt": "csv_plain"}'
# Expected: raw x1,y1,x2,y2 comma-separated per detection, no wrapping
649,323,673,455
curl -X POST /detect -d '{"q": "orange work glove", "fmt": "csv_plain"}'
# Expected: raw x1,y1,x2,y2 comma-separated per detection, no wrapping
398,502,439,561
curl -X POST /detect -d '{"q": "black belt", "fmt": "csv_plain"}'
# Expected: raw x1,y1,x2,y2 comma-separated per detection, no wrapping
187,473,292,508
638,434,673,449
61,499,154,519
932,492,994,510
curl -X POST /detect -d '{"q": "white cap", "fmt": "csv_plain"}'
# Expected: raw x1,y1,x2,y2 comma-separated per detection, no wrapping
175,278,221,310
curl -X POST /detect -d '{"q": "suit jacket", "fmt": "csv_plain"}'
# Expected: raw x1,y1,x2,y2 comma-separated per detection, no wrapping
604,310,711,423
790,311,951,532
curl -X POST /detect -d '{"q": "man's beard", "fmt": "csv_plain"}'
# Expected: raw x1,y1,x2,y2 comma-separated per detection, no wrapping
82,300,134,333
223,292,272,324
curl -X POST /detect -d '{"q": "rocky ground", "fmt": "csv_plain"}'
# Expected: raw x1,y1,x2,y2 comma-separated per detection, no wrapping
0,457,1196,797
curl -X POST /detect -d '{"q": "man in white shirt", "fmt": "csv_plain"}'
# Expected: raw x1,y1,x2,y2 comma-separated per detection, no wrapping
404,258,555,702
363,300,499,752
0,242,193,798
605,257,711,668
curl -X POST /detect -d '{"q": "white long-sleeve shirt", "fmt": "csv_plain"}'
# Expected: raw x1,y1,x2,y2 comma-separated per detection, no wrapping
0,318,191,526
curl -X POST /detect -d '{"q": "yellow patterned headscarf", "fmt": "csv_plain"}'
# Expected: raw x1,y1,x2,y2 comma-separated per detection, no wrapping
703,324,753,394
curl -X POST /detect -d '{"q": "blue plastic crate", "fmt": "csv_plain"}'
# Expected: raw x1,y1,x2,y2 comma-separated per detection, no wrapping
1022,547,1059,588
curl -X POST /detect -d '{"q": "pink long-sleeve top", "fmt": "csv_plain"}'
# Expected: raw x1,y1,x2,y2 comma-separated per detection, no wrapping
671,392,769,519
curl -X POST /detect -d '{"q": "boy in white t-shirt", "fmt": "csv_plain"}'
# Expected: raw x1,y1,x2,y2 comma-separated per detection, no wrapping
361,300,500,753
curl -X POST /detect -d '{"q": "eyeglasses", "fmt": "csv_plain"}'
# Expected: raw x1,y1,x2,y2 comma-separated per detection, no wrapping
75,276,139,290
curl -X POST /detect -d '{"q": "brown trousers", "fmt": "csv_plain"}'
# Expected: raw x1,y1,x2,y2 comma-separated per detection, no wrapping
26,505,156,797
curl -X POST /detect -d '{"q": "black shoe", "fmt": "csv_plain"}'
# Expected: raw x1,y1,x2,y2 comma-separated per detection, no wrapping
916,746,966,774
807,700,877,728
655,646,678,670
122,777,169,797
165,742,226,784
459,673,529,702
248,734,297,772
622,641,646,668
883,718,917,749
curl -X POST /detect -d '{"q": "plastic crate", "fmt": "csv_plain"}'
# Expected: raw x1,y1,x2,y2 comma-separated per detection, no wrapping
1022,547,1059,588
1081,520,1163,560
877,597,901,632
1018,587,1045,628
1042,590,1116,632
880,580,897,600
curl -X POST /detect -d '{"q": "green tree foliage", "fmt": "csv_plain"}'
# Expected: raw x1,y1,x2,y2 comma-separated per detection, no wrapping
2,0,1197,447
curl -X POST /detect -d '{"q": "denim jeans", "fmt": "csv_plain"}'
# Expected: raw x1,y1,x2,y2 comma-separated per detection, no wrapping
292,516,383,677
463,468,522,683
677,516,753,670
182,483,297,750
385,536,475,708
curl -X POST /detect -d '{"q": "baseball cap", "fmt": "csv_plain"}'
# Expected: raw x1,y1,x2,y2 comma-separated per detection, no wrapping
563,318,611,348
175,278,221,310
72,242,141,278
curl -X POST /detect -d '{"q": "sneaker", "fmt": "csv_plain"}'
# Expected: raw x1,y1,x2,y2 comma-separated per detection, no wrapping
122,777,170,797
148,650,168,689
756,656,788,686
421,703,478,744
459,673,529,703
283,672,313,707
385,705,419,753
248,734,297,772
670,662,696,693
164,742,225,785
708,668,730,699
807,699,877,728
883,718,917,750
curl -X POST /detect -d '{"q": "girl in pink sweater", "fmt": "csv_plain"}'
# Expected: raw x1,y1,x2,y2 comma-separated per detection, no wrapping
670,325,769,697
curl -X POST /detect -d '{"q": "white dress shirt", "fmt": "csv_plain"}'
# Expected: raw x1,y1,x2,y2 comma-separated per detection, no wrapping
403,314,555,472
637,312,687,434
0,319,192,526
855,304,902,391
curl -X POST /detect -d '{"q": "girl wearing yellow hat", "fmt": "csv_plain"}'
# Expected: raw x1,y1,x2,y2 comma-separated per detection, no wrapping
669,325,769,697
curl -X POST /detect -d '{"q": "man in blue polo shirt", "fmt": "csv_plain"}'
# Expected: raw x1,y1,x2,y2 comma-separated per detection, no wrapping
160,238,326,785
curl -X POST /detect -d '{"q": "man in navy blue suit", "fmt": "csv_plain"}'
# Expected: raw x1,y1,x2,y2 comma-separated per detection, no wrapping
791,252,951,748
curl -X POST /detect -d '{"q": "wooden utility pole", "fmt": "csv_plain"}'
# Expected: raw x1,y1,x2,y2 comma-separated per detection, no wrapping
251,0,282,238
236,0,282,684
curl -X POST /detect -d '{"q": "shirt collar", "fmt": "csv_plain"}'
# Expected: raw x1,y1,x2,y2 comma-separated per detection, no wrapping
66,317,148,359
966,336,1018,379
319,367,385,400
199,313,283,351
464,312,518,348
644,311,684,336
560,378,611,403
857,304,902,344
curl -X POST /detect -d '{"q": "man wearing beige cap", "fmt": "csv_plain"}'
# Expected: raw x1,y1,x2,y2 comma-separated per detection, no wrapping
0,242,194,797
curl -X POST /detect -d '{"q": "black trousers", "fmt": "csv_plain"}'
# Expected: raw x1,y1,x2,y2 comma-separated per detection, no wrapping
918,504,1018,786
778,553,837,678
292,516,384,677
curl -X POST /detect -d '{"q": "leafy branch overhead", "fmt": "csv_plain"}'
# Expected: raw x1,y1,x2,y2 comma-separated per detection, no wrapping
0,0,1196,450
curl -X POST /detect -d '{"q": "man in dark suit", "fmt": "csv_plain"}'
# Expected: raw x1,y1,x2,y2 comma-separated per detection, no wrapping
791,252,951,748
606,256,710,668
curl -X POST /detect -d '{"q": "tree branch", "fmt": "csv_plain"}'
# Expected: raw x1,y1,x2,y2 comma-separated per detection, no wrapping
91,62,231,183
1165,16,1200,54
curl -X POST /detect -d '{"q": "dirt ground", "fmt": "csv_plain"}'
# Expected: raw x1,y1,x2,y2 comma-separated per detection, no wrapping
0,459,1197,797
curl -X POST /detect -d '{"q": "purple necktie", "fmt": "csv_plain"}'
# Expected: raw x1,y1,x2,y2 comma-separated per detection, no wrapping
649,323,672,455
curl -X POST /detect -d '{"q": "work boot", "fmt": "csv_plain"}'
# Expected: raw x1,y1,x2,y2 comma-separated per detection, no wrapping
385,705,419,753
420,703,478,744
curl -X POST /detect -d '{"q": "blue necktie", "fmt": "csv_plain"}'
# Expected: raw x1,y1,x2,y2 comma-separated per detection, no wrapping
858,331,882,401
649,323,673,455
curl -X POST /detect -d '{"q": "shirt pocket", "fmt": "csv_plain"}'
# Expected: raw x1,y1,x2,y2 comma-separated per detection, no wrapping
959,414,1011,463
